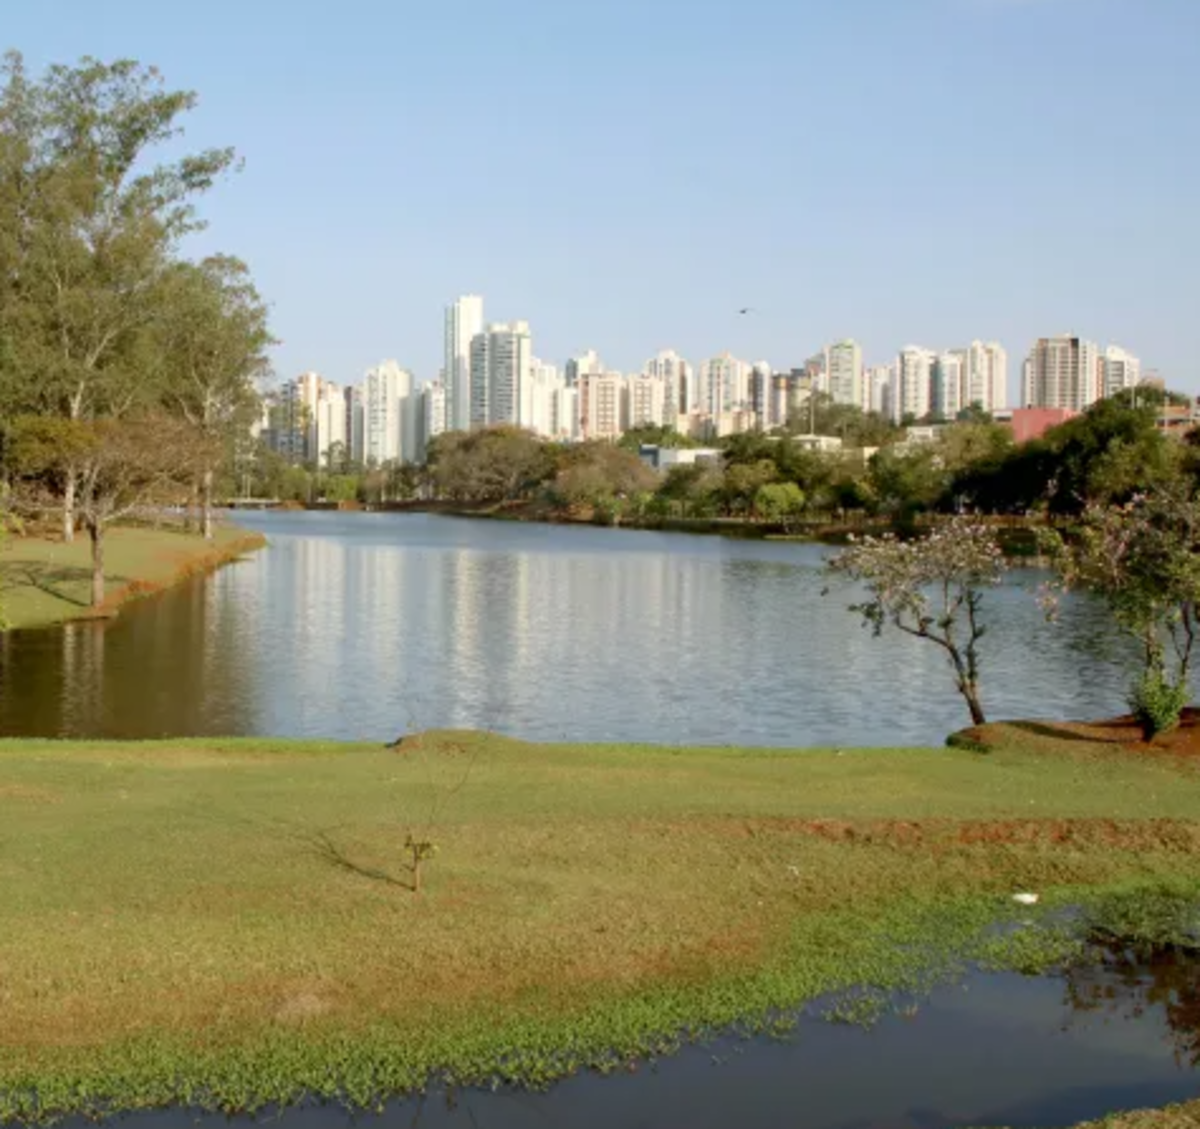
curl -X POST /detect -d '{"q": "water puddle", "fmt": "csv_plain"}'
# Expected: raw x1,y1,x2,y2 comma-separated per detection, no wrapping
42,943,1200,1129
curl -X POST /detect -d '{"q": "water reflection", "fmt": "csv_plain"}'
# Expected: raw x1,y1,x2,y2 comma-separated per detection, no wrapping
1065,941,1200,1069
48,955,1200,1129
0,513,1139,745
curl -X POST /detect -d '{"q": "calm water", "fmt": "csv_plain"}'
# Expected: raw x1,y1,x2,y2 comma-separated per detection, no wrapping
48,950,1200,1129
0,511,1136,745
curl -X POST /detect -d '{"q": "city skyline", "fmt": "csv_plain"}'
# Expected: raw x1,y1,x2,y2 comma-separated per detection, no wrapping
6,1,1195,392
266,297,1149,468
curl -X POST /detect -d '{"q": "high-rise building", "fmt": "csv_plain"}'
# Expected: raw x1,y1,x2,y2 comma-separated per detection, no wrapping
825,340,863,408
932,352,965,420
644,350,692,416
964,341,1008,413
628,374,673,429
418,381,447,463
276,372,349,464
528,358,563,438
580,374,626,440
312,379,348,465
363,360,412,464
896,347,935,422
698,353,751,416
1023,335,1102,411
1103,345,1142,397
469,321,533,429
804,351,828,395
749,361,773,427
865,364,894,418
346,385,364,463
565,350,605,387
444,295,483,432
553,385,579,441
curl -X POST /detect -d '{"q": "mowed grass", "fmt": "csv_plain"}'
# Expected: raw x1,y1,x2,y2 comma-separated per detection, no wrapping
0,524,263,630
3,731,1200,1119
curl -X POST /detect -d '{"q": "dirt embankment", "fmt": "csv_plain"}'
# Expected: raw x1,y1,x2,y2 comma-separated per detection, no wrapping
954,709,1200,760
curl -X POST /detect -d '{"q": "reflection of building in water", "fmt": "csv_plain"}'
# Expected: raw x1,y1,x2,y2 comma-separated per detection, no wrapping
442,549,531,730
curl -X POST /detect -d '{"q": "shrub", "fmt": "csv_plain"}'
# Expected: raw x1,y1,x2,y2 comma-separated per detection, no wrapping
1127,669,1189,741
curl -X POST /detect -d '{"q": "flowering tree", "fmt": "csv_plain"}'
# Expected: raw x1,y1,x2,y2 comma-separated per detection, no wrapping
827,518,1008,726
1041,485,1200,738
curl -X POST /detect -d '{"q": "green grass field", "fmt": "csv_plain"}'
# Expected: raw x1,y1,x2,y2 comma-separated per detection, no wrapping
0,524,264,630
3,729,1200,1122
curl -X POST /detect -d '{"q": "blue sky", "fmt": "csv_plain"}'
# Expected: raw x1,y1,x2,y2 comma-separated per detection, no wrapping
7,0,1198,395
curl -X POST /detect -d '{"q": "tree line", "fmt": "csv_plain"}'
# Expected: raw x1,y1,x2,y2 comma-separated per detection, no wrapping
0,53,272,606
292,389,1196,533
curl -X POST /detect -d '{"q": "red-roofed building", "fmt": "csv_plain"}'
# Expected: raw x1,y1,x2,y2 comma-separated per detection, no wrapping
995,407,1079,444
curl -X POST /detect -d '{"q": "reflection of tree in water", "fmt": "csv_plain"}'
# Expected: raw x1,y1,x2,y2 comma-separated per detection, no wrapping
1062,939,1200,1067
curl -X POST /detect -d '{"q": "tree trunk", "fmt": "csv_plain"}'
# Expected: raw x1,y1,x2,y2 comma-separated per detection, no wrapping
88,522,105,608
961,682,986,727
63,473,77,543
201,466,214,541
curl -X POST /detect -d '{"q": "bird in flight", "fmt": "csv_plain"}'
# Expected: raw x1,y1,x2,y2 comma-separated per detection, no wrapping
738,307,754,315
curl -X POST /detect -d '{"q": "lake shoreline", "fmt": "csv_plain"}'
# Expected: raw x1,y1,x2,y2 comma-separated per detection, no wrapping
0,524,267,632
250,499,1056,562
2,729,1198,1125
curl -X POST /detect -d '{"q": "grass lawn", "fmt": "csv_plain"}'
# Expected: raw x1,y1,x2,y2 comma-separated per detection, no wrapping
0,524,265,630
3,729,1200,1121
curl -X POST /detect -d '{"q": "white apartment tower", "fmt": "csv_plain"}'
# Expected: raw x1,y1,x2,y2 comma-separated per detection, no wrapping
1024,335,1102,411
1103,346,1142,397
470,321,534,428
528,358,564,438
363,360,412,464
965,341,1008,413
444,295,484,433
699,353,752,416
644,350,692,416
933,352,965,420
825,340,863,408
628,374,672,429
896,347,935,422
419,382,447,463
866,364,894,418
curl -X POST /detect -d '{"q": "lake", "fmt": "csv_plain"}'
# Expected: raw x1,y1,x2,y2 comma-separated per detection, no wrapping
0,511,1136,745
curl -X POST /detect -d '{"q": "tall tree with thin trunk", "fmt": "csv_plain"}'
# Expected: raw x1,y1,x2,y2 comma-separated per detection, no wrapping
0,52,236,540
155,256,272,539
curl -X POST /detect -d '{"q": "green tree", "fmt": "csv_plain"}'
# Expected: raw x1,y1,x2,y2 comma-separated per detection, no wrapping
617,425,697,451
827,518,1008,726
551,442,656,513
722,459,777,516
754,481,805,525
0,52,237,540
156,256,272,539
7,413,206,606
867,447,947,523
426,427,553,503
1042,483,1200,738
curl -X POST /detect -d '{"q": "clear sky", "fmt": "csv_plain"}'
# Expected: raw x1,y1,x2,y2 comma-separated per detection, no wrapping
7,0,1199,396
